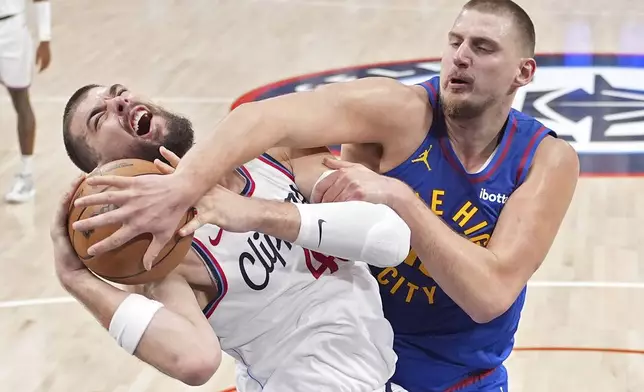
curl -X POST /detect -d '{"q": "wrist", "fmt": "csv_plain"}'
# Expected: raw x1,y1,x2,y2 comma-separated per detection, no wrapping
171,172,202,207
255,201,299,242
248,199,270,232
385,178,415,211
58,268,95,292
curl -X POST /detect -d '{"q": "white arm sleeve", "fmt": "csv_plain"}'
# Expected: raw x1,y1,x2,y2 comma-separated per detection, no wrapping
292,200,411,268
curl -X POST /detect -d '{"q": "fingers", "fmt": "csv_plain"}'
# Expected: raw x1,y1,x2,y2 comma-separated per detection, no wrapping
314,170,353,203
321,177,350,203
62,174,87,210
154,159,175,175
160,146,181,168
36,44,51,72
36,54,48,73
52,174,86,238
142,235,172,270
86,225,138,256
322,156,357,169
84,175,135,188
72,205,130,233
310,170,343,203
178,215,204,237
74,190,131,208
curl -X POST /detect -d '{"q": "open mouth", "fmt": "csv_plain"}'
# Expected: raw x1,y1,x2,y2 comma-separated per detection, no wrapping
449,77,472,86
130,107,153,137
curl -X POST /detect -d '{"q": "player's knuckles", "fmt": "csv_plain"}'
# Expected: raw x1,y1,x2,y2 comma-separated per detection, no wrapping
72,218,92,231
337,167,353,179
352,187,366,200
107,236,125,249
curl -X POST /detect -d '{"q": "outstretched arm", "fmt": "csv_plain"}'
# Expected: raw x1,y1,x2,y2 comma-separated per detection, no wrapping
175,77,426,201
169,147,411,268
72,78,427,267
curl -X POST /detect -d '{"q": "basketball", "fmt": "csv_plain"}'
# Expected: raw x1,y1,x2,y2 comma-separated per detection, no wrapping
66,158,196,285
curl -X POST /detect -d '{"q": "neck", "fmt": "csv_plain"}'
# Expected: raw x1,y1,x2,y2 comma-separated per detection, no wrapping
219,169,247,195
445,103,510,173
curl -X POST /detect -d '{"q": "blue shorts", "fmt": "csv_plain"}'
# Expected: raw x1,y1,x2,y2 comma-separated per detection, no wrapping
385,365,509,392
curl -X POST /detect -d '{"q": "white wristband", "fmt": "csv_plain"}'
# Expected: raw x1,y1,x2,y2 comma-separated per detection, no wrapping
35,1,51,42
108,294,164,355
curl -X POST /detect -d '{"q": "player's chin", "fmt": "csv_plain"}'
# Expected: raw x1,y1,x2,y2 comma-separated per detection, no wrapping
442,93,471,108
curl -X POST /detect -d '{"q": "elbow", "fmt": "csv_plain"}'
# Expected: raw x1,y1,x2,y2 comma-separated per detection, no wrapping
390,215,412,266
175,350,222,386
467,294,515,324
363,205,412,267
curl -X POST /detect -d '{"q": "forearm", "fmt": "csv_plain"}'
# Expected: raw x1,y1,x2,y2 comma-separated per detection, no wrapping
253,200,301,242
175,105,278,198
174,79,406,201
61,270,129,328
61,271,219,384
176,101,359,199
389,185,508,323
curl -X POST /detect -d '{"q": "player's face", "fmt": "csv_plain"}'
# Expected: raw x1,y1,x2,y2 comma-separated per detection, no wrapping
439,9,528,119
68,84,194,165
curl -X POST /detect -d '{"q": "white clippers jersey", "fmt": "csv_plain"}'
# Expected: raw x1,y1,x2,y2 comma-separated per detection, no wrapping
191,154,396,392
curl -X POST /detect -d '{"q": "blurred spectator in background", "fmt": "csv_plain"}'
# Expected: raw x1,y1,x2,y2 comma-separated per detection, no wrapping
1,0,51,203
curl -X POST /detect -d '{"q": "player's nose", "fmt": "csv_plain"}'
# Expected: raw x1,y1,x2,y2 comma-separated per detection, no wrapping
105,96,132,116
452,44,471,68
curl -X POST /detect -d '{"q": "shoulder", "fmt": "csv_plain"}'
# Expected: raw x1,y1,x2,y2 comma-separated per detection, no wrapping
533,135,580,179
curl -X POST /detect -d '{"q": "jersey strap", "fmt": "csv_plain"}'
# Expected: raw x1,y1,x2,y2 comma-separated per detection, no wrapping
191,237,229,317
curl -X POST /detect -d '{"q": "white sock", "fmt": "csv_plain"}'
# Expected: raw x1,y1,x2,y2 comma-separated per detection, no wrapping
21,155,33,176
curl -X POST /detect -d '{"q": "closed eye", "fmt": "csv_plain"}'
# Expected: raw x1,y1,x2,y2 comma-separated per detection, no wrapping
94,88,128,131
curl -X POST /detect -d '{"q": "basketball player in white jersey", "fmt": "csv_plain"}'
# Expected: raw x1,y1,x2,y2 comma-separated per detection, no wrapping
1,0,51,203
52,83,409,391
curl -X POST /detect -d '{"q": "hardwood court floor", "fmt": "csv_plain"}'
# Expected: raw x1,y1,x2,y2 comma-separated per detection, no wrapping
1,1,643,391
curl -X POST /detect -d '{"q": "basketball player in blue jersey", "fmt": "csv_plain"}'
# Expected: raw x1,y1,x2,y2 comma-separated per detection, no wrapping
72,0,580,390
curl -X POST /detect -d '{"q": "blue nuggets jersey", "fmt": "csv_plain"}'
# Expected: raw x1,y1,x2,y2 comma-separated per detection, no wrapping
372,76,556,391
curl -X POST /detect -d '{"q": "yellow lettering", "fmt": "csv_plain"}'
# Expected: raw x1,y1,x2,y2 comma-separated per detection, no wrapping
402,249,431,278
469,233,491,247
431,189,445,216
403,249,417,267
406,282,419,303
452,201,478,227
390,276,406,294
463,220,488,235
423,286,437,304
377,267,397,285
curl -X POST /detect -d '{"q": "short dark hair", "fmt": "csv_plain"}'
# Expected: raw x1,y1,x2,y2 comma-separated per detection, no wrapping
463,0,536,56
62,84,100,172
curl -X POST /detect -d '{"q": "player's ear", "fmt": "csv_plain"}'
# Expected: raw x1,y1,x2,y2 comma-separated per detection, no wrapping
516,58,536,88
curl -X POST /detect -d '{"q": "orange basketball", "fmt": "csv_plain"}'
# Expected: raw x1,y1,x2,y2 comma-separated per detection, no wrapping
67,158,195,285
